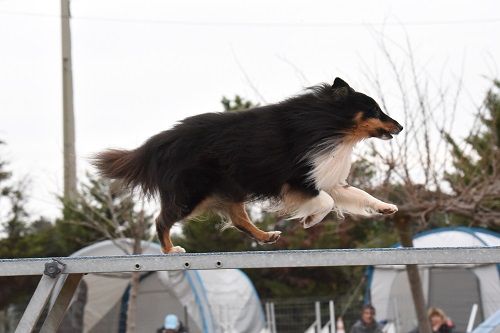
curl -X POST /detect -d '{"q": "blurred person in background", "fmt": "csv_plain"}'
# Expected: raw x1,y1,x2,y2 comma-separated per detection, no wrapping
157,314,187,333
350,304,383,333
428,307,453,333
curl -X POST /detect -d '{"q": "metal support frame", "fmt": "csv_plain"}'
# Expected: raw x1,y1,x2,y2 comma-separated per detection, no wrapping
3,247,499,332
14,274,61,333
14,259,66,333
40,273,83,333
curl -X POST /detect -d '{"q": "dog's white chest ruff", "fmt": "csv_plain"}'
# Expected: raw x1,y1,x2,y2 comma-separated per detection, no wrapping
309,142,354,190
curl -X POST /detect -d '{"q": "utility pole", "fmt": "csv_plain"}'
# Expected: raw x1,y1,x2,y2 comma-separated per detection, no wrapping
395,216,432,333
61,0,77,201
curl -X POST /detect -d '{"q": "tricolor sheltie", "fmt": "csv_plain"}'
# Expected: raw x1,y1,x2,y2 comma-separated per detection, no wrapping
93,78,403,253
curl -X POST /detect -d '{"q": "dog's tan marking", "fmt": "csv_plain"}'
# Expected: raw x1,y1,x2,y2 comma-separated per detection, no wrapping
159,225,186,253
350,112,400,140
228,202,281,243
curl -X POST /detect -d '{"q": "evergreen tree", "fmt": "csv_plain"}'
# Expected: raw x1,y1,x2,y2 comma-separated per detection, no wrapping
444,80,500,229
0,140,30,256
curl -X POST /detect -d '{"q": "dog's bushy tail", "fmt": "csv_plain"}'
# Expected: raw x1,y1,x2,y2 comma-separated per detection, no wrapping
92,146,157,196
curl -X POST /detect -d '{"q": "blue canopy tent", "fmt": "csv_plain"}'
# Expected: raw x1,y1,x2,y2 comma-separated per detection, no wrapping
472,310,500,333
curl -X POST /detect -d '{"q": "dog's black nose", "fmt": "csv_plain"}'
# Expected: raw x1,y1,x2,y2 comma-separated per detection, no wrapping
390,123,403,135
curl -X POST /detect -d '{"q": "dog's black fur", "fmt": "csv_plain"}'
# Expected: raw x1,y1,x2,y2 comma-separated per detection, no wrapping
93,78,402,252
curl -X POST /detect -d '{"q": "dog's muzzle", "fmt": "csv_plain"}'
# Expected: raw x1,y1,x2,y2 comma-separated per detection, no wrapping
380,124,403,140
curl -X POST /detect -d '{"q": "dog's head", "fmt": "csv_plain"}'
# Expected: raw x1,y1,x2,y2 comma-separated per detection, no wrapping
330,77,403,140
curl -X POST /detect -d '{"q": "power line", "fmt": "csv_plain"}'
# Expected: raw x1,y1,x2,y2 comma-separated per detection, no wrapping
0,10,499,28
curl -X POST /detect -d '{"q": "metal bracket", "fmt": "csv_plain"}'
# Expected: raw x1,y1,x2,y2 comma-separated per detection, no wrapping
43,258,65,278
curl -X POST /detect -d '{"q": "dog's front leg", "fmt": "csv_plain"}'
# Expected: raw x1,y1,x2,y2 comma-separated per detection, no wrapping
327,185,397,217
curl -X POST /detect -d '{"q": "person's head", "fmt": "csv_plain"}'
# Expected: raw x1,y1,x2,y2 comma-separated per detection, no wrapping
428,307,447,327
163,314,181,333
361,304,376,325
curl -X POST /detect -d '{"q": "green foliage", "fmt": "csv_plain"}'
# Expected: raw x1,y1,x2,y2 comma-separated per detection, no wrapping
445,81,500,186
0,140,11,187
0,218,64,259
221,95,256,112
348,158,377,189
0,140,30,255
444,80,500,228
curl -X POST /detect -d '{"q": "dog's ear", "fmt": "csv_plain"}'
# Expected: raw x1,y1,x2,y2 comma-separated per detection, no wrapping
332,77,350,89
332,86,350,101
331,77,353,101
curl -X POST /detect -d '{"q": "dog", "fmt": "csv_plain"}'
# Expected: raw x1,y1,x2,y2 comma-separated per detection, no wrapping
93,77,403,253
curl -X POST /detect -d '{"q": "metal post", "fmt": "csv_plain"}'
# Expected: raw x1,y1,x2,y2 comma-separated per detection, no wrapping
15,275,61,333
265,302,271,331
466,304,479,333
329,300,335,333
315,301,321,333
40,273,83,333
270,302,277,333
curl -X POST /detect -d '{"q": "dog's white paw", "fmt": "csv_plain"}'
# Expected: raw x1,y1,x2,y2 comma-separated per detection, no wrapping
376,203,398,215
166,246,186,254
260,231,282,244
302,209,330,229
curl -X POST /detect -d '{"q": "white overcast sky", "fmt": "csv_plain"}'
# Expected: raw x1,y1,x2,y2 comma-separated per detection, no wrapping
0,0,498,219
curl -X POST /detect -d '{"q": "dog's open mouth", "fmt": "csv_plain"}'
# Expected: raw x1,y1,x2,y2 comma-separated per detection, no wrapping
378,126,403,140
378,129,399,140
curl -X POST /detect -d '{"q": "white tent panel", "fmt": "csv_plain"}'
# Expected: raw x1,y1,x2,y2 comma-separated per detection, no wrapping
476,233,500,246
475,265,500,318
412,230,486,248
61,239,162,332
60,239,265,333
369,227,500,333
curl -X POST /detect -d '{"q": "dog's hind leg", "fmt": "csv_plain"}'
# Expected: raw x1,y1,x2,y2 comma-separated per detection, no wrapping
156,214,185,254
228,203,281,244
